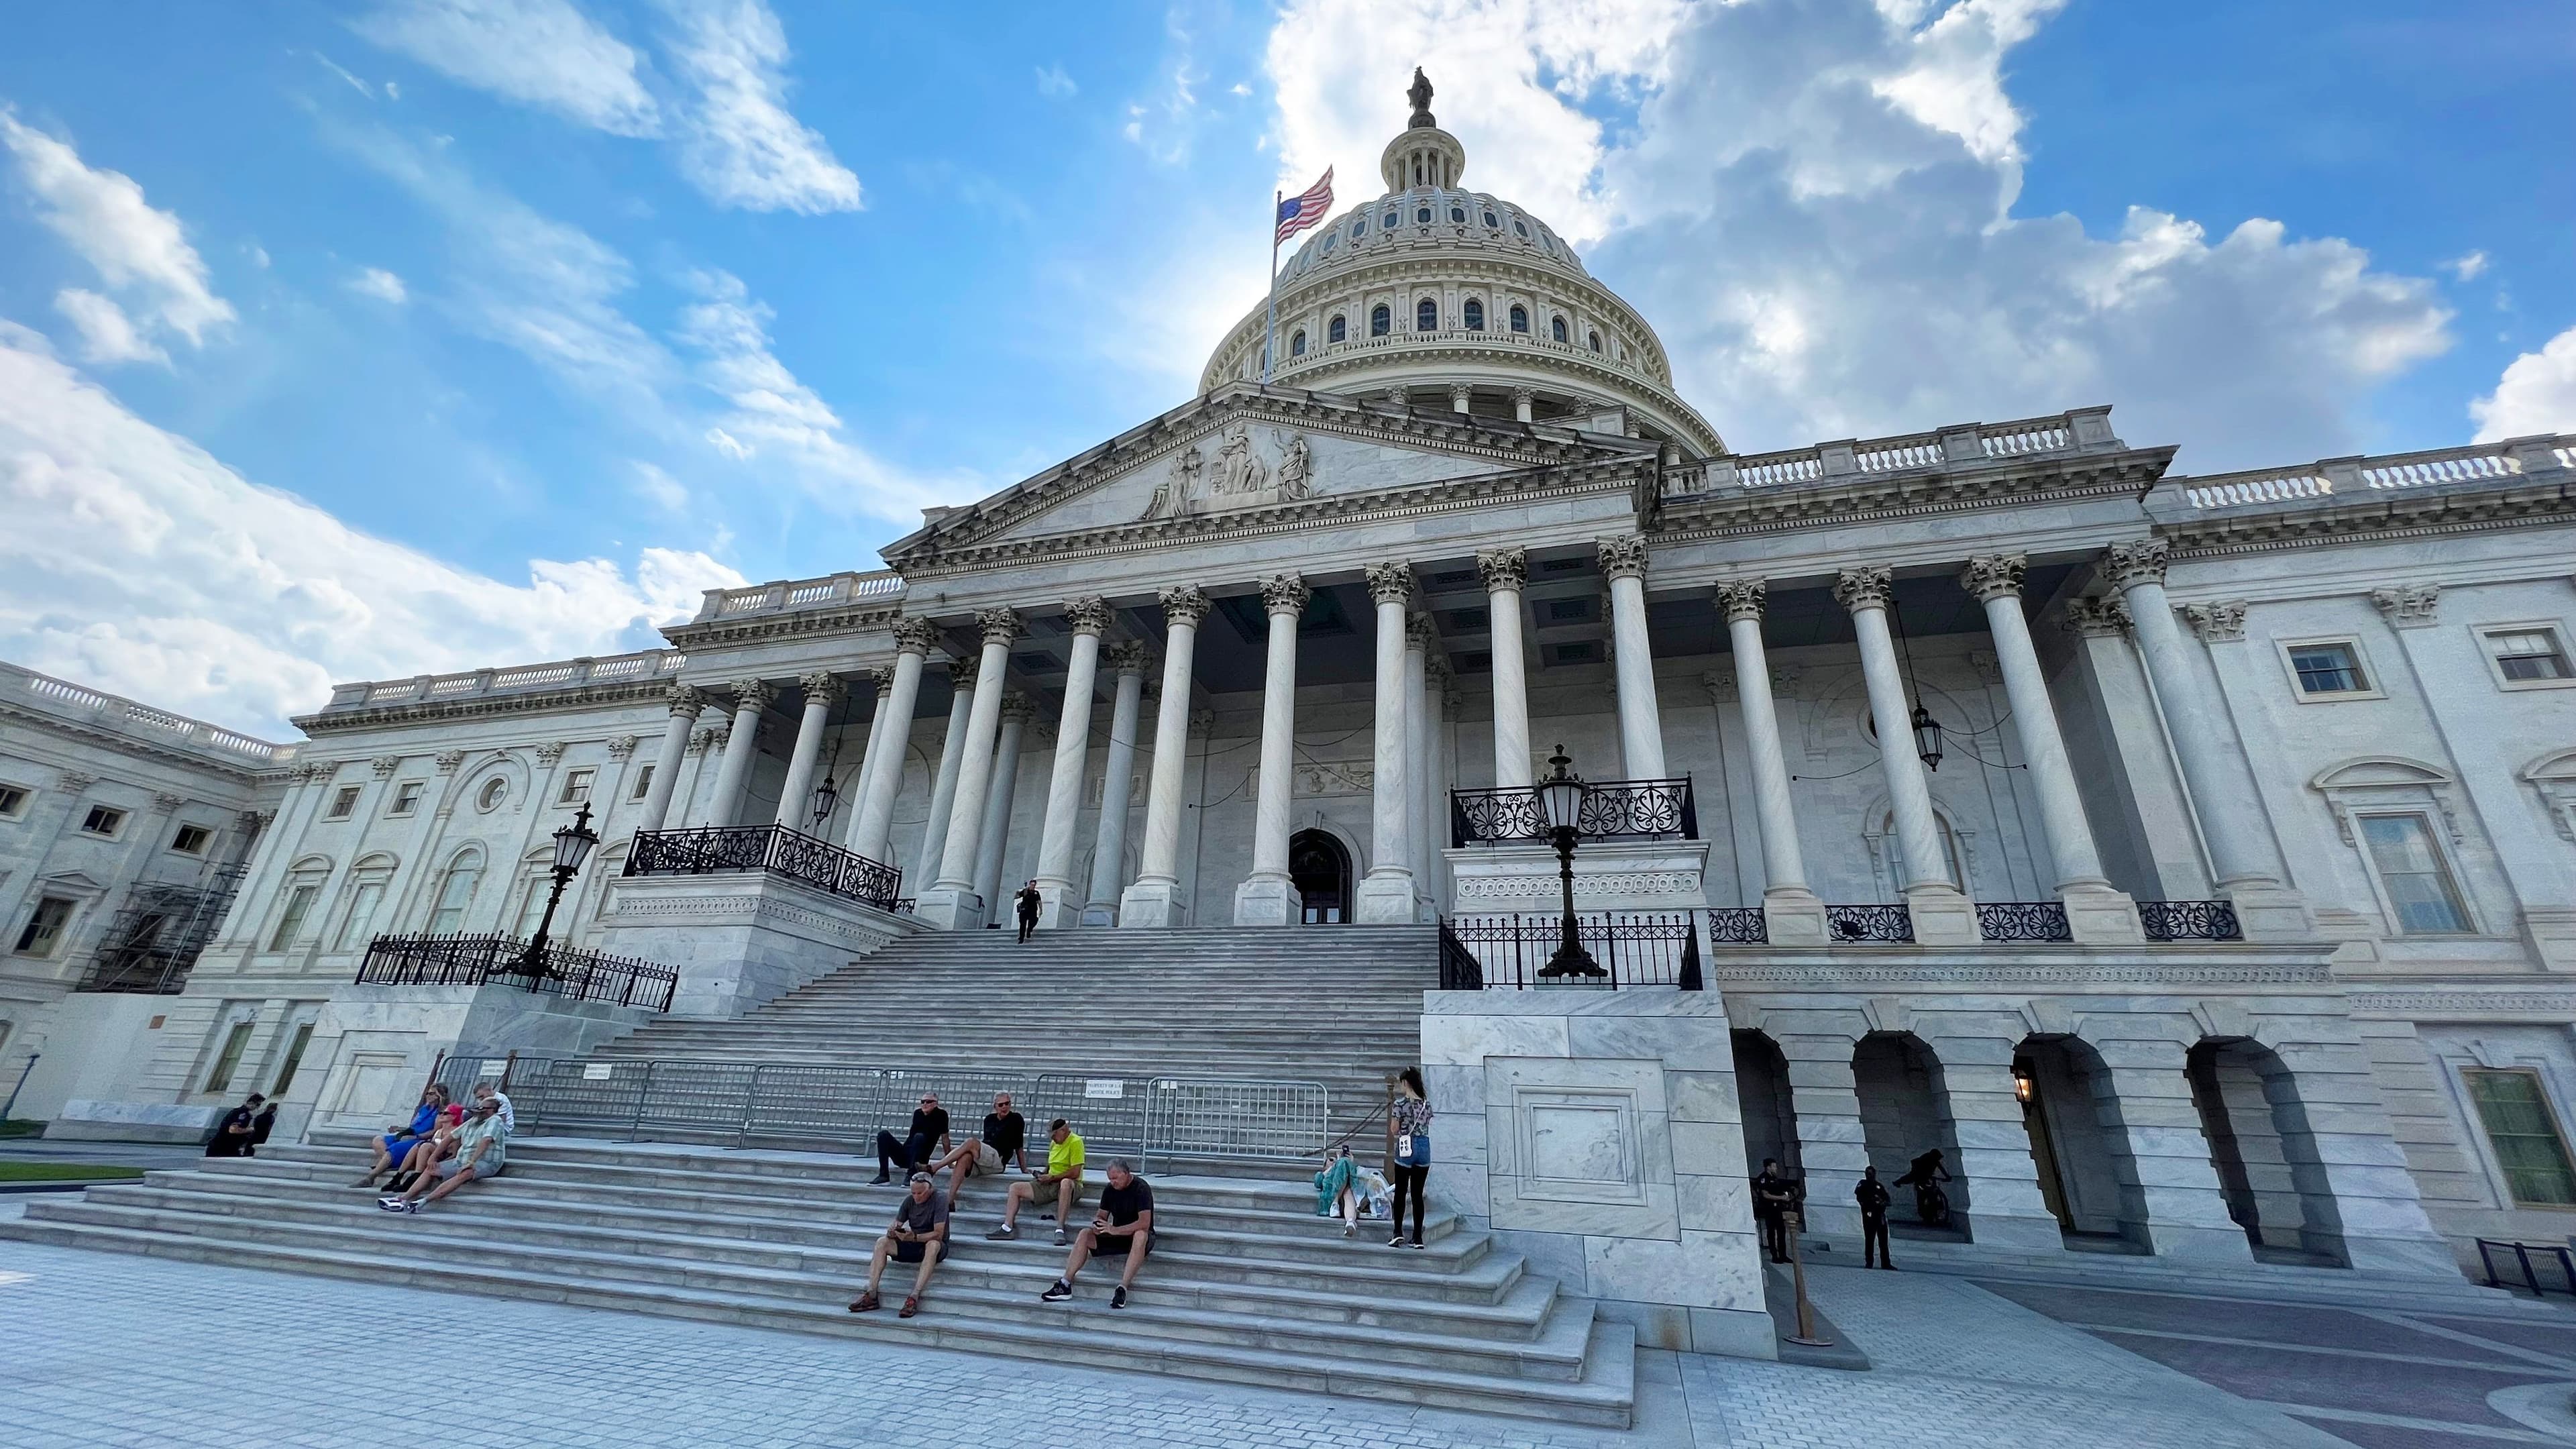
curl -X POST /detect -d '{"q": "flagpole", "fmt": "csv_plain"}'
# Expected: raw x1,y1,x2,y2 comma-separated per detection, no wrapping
1263,189,1281,386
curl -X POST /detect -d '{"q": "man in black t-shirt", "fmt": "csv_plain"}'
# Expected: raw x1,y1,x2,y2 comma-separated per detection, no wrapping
926,1091,1028,1194
1856,1165,1895,1269
872,1093,952,1184
1041,1159,1154,1309
1014,881,1042,943
848,1173,952,1318
204,1093,266,1158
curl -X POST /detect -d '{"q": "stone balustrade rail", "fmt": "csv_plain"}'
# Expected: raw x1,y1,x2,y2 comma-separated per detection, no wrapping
690,569,904,624
315,647,688,715
2165,435,2575,511
1657,406,2116,499
1,662,294,767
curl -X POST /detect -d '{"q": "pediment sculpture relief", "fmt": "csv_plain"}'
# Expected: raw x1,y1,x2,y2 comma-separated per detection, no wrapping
1139,426,1319,521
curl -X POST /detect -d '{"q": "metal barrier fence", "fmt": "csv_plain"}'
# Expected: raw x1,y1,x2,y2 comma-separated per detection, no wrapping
427,1054,1324,1169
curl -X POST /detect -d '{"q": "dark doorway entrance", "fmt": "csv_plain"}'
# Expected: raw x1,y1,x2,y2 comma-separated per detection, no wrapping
1289,829,1352,924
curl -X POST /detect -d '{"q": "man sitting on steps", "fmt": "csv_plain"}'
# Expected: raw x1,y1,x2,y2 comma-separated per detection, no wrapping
872,1092,951,1185
847,1172,951,1318
924,1091,1028,1195
1041,1159,1154,1309
986,1117,1083,1244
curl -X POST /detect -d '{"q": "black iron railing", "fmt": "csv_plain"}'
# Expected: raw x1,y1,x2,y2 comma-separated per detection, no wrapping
2137,900,2243,941
1448,777,1698,847
1977,901,2073,943
2477,1238,2576,1296
357,932,678,1012
1436,921,1485,990
1440,911,1705,989
626,824,902,911
1826,904,1915,943
1705,907,1769,944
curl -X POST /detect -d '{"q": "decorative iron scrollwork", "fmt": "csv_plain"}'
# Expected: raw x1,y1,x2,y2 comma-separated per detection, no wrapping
1976,901,2073,943
1825,904,1915,943
1448,777,1698,847
2137,900,2243,941
626,824,903,912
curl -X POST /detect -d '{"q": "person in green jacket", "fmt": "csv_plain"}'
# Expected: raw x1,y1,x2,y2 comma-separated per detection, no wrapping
1313,1145,1361,1236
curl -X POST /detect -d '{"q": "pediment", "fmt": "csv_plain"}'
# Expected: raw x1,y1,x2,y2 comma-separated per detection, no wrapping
882,386,1650,573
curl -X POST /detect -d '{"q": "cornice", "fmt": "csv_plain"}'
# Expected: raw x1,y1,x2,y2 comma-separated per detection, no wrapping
1648,449,2173,545
2347,988,2576,1018
0,700,273,784
1709,959,2336,987
294,676,680,735
2158,480,2576,560
657,601,905,650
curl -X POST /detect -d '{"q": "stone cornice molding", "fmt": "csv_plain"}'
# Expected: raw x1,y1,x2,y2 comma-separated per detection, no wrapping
890,616,942,655
1960,553,2027,602
2180,601,2249,643
1258,573,1311,616
975,607,1024,649
1649,447,2174,547
1596,533,1649,582
1713,579,1766,623
2369,583,2442,628
658,600,902,651
297,675,686,736
1061,597,1114,637
1709,957,2335,987
2102,539,2171,590
2063,596,2132,637
1364,560,1416,606
2157,476,2576,560
0,702,273,784
1832,566,1893,612
2349,989,2576,1018
1475,546,1527,594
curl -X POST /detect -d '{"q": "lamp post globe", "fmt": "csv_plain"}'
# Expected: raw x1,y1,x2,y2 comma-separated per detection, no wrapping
809,772,841,831
519,802,600,981
1535,746,1605,983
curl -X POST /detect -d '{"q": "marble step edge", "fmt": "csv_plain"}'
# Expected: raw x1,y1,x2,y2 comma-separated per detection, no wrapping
1876,1244,2522,1310
0,1216,1627,1427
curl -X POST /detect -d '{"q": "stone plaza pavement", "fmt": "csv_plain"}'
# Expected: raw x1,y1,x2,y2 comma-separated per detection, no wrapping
2,1206,2568,1449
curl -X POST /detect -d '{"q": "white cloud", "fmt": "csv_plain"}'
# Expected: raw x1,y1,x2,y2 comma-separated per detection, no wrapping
1036,64,1077,99
630,460,689,510
355,0,661,137
659,0,861,214
54,288,166,366
1263,0,2452,466
2471,324,2576,441
313,50,379,98
349,266,409,303
2445,250,2489,282
0,323,740,738
1,109,235,354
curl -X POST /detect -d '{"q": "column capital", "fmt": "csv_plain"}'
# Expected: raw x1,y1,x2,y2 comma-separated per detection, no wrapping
1406,612,1440,651
1189,707,1218,735
2102,539,2168,590
665,682,708,718
975,607,1023,648
688,727,724,755
151,791,185,814
1596,533,1650,582
370,755,402,778
52,767,95,792
1104,640,1155,676
999,691,1039,724
1364,559,1415,604
1832,566,1893,612
1448,382,1473,412
534,741,568,766
1475,547,1527,594
1157,584,1212,628
1713,578,1767,623
1062,596,1114,637
1259,572,1311,617
606,735,639,759
891,616,942,655
2369,583,2441,629
869,663,900,690
1960,553,2028,602
2180,600,2249,643
240,808,274,832
729,678,775,713
1509,386,1536,407
798,671,847,708
2063,596,2131,637
433,750,465,775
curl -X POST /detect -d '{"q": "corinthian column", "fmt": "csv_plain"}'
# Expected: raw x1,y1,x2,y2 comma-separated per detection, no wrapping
915,609,1020,930
1354,560,1419,923
1599,535,1669,780
774,672,845,831
1236,575,1309,925
1084,643,1152,924
1962,555,2141,943
971,693,1036,920
1404,613,1435,915
912,657,977,898
1030,600,1111,928
635,684,704,833
851,619,938,861
1479,547,1532,788
1120,586,1210,928
1715,582,1825,943
1834,567,1977,944
705,679,773,827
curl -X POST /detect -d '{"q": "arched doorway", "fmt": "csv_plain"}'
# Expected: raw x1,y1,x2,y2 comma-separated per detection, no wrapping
1732,1030,1801,1180
2188,1037,2347,1262
1853,1032,1970,1234
1289,829,1352,924
2015,1035,2149,1246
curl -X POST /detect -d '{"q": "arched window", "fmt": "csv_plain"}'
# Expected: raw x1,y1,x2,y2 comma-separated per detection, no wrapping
1513,220,1529,238
1328,314,1346,343
1382,210,1397,229
1483,211,1499,229
1417,298,1438,331
1289,329,1306,357
1589,329,1603,353
1369,304,1391,337
1352,217,1366,238
1509,304,1528,333
428,851,484,934
1450,206,1466,223
1551,315,1568,343
1415,206,1432,225
1462,299,1485,331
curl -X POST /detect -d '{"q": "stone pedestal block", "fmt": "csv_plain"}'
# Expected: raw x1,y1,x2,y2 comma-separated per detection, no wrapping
1444,839,1711,914
1353,872,1419,924
595,870,916,1020
2062,883,2145,945
1032,882,1084,930
908,883,986,934
1117,877,1188,928
1232,873,1293,926
1902,882,1980,945
2222,883,2316,943
1760,887,1827,945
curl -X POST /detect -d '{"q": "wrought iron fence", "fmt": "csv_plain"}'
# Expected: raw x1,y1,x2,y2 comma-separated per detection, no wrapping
1440,911,1705,989
1825,904,1915,943
1705,907,1769,944
1448,777,1698,847
1976,902,2073,943
1436,922,1485,990
2137,900,2244,941
626,823,902,911
357,932,677,1011
423,1055,1322,1167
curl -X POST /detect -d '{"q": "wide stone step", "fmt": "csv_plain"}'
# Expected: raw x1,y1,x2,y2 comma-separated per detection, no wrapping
0,1214,1629,1426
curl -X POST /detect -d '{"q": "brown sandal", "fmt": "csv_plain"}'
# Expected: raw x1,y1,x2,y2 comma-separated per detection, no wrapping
899,1295,920,1318
847,1291,880,1313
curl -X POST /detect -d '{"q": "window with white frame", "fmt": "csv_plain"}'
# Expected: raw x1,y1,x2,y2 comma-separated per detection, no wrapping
629,764,656,801
2284,639,2372,697
2358,813,2473,934
203,1017,256,1093
333,880,387,953
80,804,126,837
428,853,482,933
268,883,321,951
271,1018,319,1095
2463,1069,2576,1207
388,781,425,816
170,823,211,855
0,783,28,820
557,767,596,806
14,896,74,956
323,785,362,820
2483,626,2575,687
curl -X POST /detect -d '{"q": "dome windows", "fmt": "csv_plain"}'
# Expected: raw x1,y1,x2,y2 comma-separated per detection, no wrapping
1415,206,1432,224
1450,205,1466,223
1551,315,1568,344
1462,299,1485,331
1589,329,1603,353
1484,211,1499,229
1290,329,1307,358
1351,217,1366,239
1509,304,1528,333
1513,220,1529,238
1383,210,1398,229
1370,304,1391,337
1328,314,1346,344
1416,298,1438,331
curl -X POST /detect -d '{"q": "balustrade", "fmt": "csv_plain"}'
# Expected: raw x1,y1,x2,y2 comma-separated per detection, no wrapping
2136,900,2244,941
1976,901,2074,943
1825,904,1915,943
1448,777,1696,847
625,824,904,912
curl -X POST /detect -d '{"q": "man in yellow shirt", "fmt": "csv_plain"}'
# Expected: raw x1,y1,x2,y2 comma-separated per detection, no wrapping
986,1118,1085,1245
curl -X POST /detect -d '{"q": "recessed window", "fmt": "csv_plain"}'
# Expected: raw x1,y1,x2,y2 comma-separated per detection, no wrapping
272,1021,317,1096
1351,217,1366,238
268,884,319,951
1415,207,1432,224
2465,1069,2576,1207
80,805,125,838
1449,205,1466,223
2288,641,2369,696
2487,627,2574,686
0,784,28,820
1317,235,1335,256
2359,813,2471,934
1416,299,1438,331
1369,304,1391,337
1509,304,1528,333
1588,329,1603,353
1381,210,1397,229
1551,315,1568,344
1462,299,1485,331
1328,314,1346,344
476,777,507,812
15,896,74,956
1513,220,1529,237
630,764,657,801
1290,329,1307,358
170,824,211,855
203,1019,255,1093
335,881,386,953
323,786,362,820
389,781,424,816
1483,211,1499,228
557,767,596,806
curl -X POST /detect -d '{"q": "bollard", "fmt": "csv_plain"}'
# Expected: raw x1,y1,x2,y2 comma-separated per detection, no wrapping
1783,1210,1834,1348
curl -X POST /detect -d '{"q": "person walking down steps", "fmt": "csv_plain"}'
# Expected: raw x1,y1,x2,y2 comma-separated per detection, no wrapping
1386,1067,1432,1250
1014,880,1042,942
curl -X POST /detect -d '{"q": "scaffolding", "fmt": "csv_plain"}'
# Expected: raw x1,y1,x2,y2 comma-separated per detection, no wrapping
77,867,242,996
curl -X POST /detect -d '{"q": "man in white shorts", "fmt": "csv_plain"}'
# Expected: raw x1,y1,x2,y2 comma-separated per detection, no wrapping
926,1091,1028,1197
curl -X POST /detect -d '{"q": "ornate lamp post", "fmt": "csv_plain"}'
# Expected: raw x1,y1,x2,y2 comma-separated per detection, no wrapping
513,802,600,981
1534,746,1607,985
808,771,842,832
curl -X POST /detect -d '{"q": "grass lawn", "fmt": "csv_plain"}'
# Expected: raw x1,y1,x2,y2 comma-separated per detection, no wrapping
0,1161,147,1183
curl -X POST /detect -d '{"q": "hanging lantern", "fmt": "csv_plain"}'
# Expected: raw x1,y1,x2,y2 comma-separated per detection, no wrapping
1909,704,1945,772
809,772,842,829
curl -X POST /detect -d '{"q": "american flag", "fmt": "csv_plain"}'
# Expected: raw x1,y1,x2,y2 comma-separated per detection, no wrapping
1274,168,1334,244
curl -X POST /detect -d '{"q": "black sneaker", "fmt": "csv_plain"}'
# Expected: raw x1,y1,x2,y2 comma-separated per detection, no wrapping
1111,1286,1128,1309
1040,1281,1072,1302
871,1173,891,1185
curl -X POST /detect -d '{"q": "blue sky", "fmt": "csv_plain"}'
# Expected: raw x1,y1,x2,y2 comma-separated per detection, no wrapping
1,0,2567,738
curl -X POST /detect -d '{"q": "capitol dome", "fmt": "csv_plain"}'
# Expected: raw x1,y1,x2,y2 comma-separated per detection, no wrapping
1200,72,1722,455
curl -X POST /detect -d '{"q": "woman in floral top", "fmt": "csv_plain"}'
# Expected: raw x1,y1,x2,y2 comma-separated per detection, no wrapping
1386,1067,1433,1248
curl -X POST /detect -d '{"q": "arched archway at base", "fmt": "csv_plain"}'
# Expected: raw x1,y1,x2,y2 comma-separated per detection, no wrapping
1289,828,1352,924
2188,1036,2350,1263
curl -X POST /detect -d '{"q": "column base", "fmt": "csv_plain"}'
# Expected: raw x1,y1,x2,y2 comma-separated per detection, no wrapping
1232,873,1294,926
1901,883,1980,945
1032,879,1083,930
2520,906,2576,971
2061,881,2144,945
1960,1209,2070,1253
2219,881,2314,942
2140,1220,2257,1264
1354,870,1419,924
1760,887,1828,945
910,883,987,932
1079,900,1118,927
1118,877,1187,928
